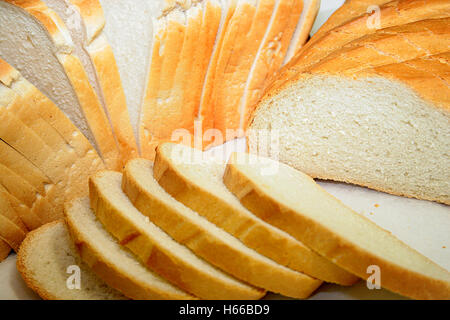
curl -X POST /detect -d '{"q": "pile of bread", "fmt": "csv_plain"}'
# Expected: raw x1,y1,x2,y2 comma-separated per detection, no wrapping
0,0,449,300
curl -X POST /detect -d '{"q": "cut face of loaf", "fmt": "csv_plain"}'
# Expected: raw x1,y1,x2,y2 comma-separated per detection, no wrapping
16,221,126,300
249,58,450,204
42,0,138,164
223,152,450,300
0,0,121,169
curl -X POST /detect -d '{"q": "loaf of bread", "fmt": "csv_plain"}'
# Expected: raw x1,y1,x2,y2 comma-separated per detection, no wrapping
16,220,126,300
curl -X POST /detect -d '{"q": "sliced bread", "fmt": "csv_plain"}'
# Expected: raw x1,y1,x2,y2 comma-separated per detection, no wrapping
65,197,196,300
89,170,265,300
0,184,27,233
42,0,138,164
238,0,304,131
0,239,10,262
154,143,358,285
249,54,450,204
123,158,322,298
0,184,42,231
223,152,450,300
17,220,126,300
0,0,121,169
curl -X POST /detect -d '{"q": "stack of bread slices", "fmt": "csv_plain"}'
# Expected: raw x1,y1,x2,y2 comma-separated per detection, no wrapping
16,143,450,300
0,0,319,260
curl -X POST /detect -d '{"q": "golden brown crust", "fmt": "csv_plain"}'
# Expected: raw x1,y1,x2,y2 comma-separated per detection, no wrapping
89,171,265,300
224,156,450,300
65,199,197,300
154,143,359,285
0,185,28,233
123,158,322,298
6,0,122,170
292,0,320,51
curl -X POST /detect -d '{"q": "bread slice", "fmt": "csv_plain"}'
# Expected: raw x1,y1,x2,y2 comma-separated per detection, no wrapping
0,183,27,233
17,220,126,300
154,143,358,285
283,0,320,63
308,18,450,74
0,214,27,252
89,170,265,300
65,197,196,300
0,0,121,169
140,8,188,159
223,152,450,300
0,239,10,262
123,158,322,298
198,0,238,148
239,0,304,131
249,53,450,204
42,0,138,165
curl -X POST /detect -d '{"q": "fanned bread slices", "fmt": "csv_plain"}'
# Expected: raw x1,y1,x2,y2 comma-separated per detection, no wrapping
89,171,265,300
223,152,450,300
283,0,320,63
277,0,450,79
154,143,358,285
42,0,138,164
0,0,121,170
0,59,105,223
249,53,450,205
123,159,322,298
0,239,10,262
17,220,126,300
65,197,196,300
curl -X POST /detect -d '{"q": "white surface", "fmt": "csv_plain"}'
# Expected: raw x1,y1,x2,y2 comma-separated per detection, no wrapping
1,0,448,300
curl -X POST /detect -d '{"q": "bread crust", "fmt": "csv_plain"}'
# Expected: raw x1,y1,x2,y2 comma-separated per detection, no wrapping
224,156,450,300
124,158,322,298
154,143,359,285
65,198,197,300
89,171,265,300
0,178,28,232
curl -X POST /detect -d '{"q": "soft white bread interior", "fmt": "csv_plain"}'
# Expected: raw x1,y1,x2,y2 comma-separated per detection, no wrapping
123,158,322,298
0,0,121,169
89,170,265,300
249,55,450,204
16,220,126,300
42,0,138,164
154,143,359,285
223,152,450,300
65,197,196,300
